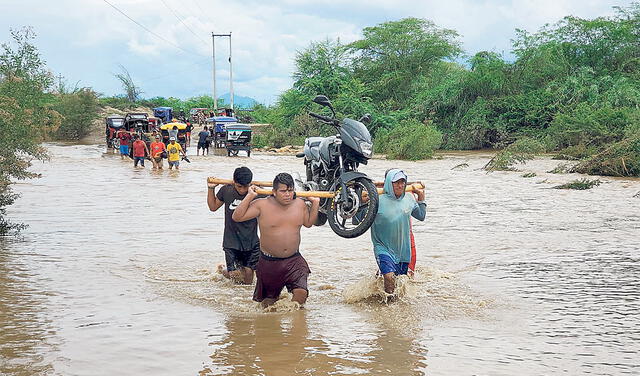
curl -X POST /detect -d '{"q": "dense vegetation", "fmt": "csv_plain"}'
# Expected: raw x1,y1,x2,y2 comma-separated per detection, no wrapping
252,4,640,168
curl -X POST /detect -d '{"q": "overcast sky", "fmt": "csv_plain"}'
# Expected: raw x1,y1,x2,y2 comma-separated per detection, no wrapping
1,0,634,104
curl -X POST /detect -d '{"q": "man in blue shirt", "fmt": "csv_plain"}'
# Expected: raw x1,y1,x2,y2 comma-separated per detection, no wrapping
370,169,426,294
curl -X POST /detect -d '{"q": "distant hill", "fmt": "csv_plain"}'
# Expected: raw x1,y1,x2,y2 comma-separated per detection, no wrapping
219,93,257,108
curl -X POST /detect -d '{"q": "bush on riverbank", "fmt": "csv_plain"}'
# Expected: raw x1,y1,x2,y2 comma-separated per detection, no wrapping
484,138,545,172
376,120,442,160
572,135,640,177
53,88,100,140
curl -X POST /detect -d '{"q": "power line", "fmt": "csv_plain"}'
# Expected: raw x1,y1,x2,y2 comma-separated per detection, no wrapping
102,0,207,58
159,0,208,45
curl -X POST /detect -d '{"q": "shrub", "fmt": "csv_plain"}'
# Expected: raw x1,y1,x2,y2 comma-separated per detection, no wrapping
484,137,545,171
53,88,100,140
553,178,601,190
572,135,640,177
376,119,442,160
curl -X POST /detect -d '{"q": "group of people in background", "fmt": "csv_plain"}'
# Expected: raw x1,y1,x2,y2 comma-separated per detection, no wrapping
207,166,427,308
115,127,187,170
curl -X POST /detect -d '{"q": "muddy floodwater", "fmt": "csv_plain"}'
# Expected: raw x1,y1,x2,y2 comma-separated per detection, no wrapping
1,143,639,376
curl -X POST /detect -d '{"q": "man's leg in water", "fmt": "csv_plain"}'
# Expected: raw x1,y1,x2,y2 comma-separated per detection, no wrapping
383,272,396,294
291,288,308,305
241,267,254,284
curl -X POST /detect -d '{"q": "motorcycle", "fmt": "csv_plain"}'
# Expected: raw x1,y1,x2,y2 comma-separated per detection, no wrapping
296,95,379,238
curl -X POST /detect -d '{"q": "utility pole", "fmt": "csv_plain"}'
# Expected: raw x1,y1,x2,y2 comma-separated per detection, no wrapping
211,32,233,113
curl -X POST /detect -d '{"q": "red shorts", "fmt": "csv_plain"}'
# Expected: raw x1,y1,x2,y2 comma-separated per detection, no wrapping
253,252,310,302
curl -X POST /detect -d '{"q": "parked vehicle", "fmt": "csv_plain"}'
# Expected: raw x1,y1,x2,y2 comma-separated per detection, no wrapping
159,122,188,150
153,107,173,124
205,116,238,148
148,117,160,131
296,95,378,238
189,108,208,125
105,115,125,148
124,113,150,133
225,123,252,157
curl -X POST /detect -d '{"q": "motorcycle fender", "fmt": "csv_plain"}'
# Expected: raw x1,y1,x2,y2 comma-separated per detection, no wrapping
332,172,372,202
337,171,371,185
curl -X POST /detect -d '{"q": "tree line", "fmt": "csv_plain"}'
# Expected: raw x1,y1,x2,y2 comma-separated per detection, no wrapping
253,4,640,174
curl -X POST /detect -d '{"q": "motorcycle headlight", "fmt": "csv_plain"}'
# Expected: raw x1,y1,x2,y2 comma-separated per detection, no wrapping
358,140,373,157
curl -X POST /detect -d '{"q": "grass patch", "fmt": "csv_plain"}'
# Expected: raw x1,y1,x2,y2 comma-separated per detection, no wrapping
521,172,537,178
553,178,601,190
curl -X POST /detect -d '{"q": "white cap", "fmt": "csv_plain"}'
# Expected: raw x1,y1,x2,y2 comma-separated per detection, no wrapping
169,136,176,141
391,170,407,182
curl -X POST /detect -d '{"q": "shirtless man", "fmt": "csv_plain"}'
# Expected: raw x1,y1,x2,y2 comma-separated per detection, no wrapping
232,172,320,307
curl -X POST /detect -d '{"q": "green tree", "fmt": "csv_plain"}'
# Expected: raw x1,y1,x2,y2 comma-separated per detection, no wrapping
0,27,60,234
347,17,462,107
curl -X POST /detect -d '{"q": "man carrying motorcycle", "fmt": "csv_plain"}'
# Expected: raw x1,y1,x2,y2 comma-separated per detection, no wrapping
370,169,426,295
232,173,320,308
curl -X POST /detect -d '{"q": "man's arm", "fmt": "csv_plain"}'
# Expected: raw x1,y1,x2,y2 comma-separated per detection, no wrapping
207,184,224,211
411,183,427,221
232,185,261,222
302,197,320,228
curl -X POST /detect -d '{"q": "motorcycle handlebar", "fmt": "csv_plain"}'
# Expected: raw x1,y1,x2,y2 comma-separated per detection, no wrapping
309,112,336,125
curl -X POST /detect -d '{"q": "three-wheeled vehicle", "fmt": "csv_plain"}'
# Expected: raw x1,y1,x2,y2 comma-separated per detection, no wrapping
160,122,188,150
105,115,125,148
206,116,238,148
124,113,150,133
225,123,252,157
153,107,173,124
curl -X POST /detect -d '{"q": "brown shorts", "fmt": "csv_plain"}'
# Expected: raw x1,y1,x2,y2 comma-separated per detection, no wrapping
253,252,310,302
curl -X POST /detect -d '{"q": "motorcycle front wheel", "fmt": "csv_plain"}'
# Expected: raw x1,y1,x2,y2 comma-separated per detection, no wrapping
328,177,379,238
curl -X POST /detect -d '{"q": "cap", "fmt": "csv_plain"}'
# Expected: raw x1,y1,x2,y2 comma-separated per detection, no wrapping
391,170,407,183
169,136,176,141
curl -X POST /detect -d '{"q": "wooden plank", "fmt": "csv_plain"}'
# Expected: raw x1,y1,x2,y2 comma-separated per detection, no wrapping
207,177,424,198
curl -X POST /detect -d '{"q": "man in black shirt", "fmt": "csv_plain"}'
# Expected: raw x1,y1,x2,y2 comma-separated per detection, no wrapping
207,167,260,284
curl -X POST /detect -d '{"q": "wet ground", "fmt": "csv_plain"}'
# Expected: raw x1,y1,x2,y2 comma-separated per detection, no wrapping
1,143,639,375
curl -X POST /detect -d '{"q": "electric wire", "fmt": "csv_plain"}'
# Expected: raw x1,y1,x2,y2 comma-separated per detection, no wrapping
102,0,207,58
158,0,209,45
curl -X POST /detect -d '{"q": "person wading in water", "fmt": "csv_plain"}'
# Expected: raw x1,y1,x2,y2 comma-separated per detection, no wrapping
232,173,320,308
207,167,261,284
370,169,426,295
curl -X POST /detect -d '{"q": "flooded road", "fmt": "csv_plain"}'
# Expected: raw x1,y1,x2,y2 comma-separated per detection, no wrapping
2,143,639,375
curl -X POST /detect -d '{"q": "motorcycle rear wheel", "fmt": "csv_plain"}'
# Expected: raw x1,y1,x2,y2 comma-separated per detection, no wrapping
328,177,378,238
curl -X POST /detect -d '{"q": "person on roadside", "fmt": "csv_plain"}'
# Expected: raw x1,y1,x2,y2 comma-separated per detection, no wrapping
232,173,320,308
117,128,132,160
207,167,261,284
186,122,193,145
167,136,186,170
197,126,210,156
131,134,149,168
370,169,426,295
150,135,166,169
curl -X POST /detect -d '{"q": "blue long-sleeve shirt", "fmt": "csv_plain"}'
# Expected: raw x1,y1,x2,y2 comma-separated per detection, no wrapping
371,169,426,264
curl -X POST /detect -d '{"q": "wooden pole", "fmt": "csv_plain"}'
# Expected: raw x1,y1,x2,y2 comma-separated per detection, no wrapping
207,177,424,198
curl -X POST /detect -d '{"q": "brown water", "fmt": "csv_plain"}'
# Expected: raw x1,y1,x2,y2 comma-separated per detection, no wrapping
1,143,639,376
